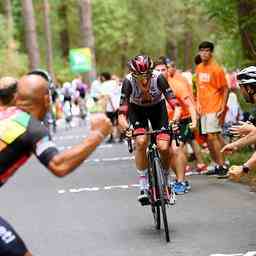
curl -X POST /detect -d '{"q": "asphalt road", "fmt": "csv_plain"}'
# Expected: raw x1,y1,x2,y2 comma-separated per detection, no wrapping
1,123,256,256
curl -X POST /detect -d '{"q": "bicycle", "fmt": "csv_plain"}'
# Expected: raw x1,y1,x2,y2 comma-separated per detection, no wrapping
126,124,179,243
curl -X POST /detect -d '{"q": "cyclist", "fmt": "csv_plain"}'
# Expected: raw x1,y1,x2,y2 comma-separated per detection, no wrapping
221,66,256,180
0,72,112,256
73,75,88,122
118,55,181,204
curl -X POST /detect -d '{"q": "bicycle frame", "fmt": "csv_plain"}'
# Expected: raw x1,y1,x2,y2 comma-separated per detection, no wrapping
126,128,175,242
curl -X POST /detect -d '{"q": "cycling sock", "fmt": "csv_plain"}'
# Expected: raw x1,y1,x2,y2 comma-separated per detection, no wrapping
137,169,148,190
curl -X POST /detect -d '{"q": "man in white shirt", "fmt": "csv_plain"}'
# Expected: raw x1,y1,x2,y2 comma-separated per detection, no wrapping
99,72,121,143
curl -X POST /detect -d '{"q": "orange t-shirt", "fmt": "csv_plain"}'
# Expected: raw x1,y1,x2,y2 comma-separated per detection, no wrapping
195,59,228,114
167,72,194,121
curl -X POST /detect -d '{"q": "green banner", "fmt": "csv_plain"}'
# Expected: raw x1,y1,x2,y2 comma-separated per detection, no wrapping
69,48,92,73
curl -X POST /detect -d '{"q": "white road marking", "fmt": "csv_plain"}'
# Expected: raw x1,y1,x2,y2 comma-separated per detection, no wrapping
57,183,139,194
210,252,256,256
57,144,113,151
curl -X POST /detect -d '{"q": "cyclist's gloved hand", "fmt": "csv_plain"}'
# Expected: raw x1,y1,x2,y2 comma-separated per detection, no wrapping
125,126,133,138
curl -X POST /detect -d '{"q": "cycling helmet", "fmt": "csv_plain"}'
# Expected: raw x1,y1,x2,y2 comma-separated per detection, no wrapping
237,66,256,86
27,69,54,89
127,55,154,76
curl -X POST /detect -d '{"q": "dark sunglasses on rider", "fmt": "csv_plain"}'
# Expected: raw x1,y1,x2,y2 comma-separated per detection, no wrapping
132,72,152,80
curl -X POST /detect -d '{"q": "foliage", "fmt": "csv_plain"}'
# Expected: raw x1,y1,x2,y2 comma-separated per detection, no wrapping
0,0,255,80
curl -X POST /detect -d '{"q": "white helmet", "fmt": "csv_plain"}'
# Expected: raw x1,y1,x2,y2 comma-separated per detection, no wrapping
237,66,256,86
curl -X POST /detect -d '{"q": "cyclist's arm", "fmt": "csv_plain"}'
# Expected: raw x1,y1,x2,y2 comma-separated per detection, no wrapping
157,75,181,121
117,79,131,130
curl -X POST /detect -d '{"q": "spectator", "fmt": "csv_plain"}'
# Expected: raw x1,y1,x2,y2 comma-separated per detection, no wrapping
195,41,229,178
99,72,121,143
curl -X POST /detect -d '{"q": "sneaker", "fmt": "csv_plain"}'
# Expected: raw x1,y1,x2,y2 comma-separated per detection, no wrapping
196,163,208,174
173,181,187,195
184,180,191,191
138,190,150,205
217,165,229,179
205,165,219,176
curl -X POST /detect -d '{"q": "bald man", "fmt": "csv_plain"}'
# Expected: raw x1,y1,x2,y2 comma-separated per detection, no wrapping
0,73,112,256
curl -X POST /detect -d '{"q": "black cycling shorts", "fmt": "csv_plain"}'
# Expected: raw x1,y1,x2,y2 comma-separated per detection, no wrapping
128,100,169,131
0,216,28,256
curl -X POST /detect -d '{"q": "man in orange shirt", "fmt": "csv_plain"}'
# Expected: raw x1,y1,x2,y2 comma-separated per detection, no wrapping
196,41,229,178
155,57,197,194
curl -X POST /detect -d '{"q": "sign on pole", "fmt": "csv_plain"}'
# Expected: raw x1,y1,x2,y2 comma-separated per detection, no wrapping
69,48,92,73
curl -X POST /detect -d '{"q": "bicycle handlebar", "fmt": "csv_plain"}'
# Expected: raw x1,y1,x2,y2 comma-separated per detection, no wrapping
125,125,181,153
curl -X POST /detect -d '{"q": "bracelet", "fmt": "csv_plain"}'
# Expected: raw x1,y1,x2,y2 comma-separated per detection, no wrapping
242,164,250,174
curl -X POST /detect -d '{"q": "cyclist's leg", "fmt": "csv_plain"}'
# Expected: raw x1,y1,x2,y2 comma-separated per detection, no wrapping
0,216,32,256
128,104,149,203
128,103,149,170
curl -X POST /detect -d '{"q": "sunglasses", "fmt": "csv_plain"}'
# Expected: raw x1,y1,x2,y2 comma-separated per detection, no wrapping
132,72,152,80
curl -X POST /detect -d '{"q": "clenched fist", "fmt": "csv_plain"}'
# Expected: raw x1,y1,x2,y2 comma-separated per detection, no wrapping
90,113,112,138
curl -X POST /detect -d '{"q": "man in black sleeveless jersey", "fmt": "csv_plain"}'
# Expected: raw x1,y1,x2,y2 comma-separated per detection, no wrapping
0,72,112,256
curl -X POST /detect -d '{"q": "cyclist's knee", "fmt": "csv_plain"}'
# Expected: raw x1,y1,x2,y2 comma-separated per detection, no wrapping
136,136,147,150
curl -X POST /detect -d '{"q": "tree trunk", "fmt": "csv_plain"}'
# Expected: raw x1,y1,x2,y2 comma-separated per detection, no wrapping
4,0,15,58
21,0,40,69
43,0,54,80
166,40,178,62
183,30,193,71
78,0,97,84
237,0,256,63
58,1,70,58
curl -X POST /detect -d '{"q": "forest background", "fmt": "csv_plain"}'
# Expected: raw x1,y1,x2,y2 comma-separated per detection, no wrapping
0,0,255,84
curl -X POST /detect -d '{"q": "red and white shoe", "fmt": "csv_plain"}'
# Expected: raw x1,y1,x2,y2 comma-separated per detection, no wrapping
185,165,193,176
196,163,208,174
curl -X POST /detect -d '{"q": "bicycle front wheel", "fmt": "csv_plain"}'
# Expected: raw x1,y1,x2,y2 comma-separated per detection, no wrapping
148,156,161,229
154,158,170,242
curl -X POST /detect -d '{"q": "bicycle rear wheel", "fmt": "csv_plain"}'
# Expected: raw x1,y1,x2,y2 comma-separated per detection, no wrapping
154,158,170,242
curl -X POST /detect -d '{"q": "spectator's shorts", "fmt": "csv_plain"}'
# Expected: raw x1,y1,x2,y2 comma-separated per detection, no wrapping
200,112,222,134
179,117,194,143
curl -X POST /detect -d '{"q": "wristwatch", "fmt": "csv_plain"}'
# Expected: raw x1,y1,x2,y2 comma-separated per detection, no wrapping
242,164,250,174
